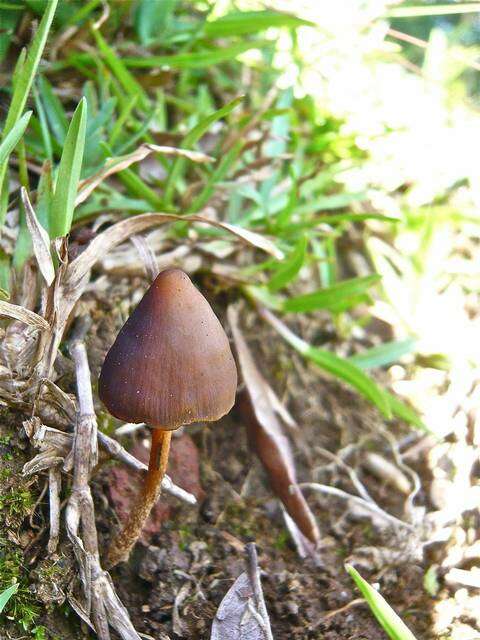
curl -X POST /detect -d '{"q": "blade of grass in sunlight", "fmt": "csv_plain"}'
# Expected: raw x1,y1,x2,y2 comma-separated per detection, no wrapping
203,10,313,37
283,275,381,313
163,96,243,207
0,111,32,167
49,98,87,238
187,140,243,213
268,235,307,292
346,564,418,640
384,391,428,432
259,307,392,418
0,584,18,614
349,338,417,370
0,0,58,222
123,41,270,69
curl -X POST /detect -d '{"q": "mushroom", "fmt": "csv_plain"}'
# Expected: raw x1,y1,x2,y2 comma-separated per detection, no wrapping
99,267,237,567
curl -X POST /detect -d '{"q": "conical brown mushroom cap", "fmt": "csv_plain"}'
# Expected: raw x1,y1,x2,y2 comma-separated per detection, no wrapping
99,268,237,429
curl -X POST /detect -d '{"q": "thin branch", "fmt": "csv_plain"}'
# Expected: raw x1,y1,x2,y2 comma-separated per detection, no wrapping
68,321,141,640
97,431,197,505
245,543,274,640
299,483,415,532
47,467,61,554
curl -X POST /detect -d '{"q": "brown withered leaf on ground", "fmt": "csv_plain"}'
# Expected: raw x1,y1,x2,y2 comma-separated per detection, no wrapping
0,300,50,330
210,572,263,640
75,143,213,206
21,187,55,286
228,305,320,545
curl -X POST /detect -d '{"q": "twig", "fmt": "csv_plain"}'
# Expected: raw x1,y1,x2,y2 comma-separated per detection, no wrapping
67,320,141,640
97,431,197,505
315,447,376,505
322,598,364,620
47,467,61,553
245,543,274,640
114,422,145,436
299,483,415,531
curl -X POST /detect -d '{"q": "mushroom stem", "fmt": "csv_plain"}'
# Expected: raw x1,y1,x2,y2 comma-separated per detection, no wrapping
106,428,172,568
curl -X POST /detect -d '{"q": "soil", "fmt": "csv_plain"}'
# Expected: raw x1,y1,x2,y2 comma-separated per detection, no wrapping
0,275,471,640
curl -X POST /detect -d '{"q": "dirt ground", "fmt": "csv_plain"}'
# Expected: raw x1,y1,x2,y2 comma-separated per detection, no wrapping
0,271,477,640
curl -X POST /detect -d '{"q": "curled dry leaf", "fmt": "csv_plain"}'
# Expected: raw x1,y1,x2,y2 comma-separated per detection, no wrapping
75,143,214,206
228,305,320,544
21,187,55,286
67,212,283,288
0,300,50,330
211,573,263,640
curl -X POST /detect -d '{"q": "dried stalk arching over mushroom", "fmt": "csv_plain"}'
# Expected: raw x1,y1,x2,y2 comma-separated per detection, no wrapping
99,268,238,567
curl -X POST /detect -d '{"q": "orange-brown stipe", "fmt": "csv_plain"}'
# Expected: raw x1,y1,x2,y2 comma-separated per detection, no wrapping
99,268,237,567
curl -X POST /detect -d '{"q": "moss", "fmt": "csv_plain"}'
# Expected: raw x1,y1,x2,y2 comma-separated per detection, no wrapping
0,545,40,631
0,486,34,520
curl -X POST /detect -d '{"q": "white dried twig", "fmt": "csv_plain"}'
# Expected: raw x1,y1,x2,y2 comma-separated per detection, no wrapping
300,482,415,531
245,543,274,640
0,300,50,330
47,466,61,554
67,321,141,640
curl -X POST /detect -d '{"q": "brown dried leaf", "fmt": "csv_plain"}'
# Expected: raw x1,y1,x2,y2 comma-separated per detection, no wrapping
75,143,213,206
67,212,282,288
21,187,55,286
0,300,49,330
211,572,263,640
228,305,319,544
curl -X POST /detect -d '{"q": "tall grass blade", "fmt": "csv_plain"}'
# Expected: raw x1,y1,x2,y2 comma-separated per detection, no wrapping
259,307,392,418
50,98,87,238
0,583,18,614
0,111,32,167
349,338,417,370
0,0,58,221
163,96,243,206
204,10,313,37
283,275,381,313
346,564,418,640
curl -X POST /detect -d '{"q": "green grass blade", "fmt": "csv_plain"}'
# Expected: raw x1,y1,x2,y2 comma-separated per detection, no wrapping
187,140,243,213
384,391,428,432
204,10,313,37
65,0,102,26
123,41,269,69
1,0,57,137
0,583,19,614
135,0,177,45
163,96,243,207
0,110,32,167
283,274,381,313
37,75,69,145
50,98,87,238
33,85,53,160
346,564,418,640
349,338,417,370
269,235,307,292
0,0,58,221
91,27,149,109
260,308,391,417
